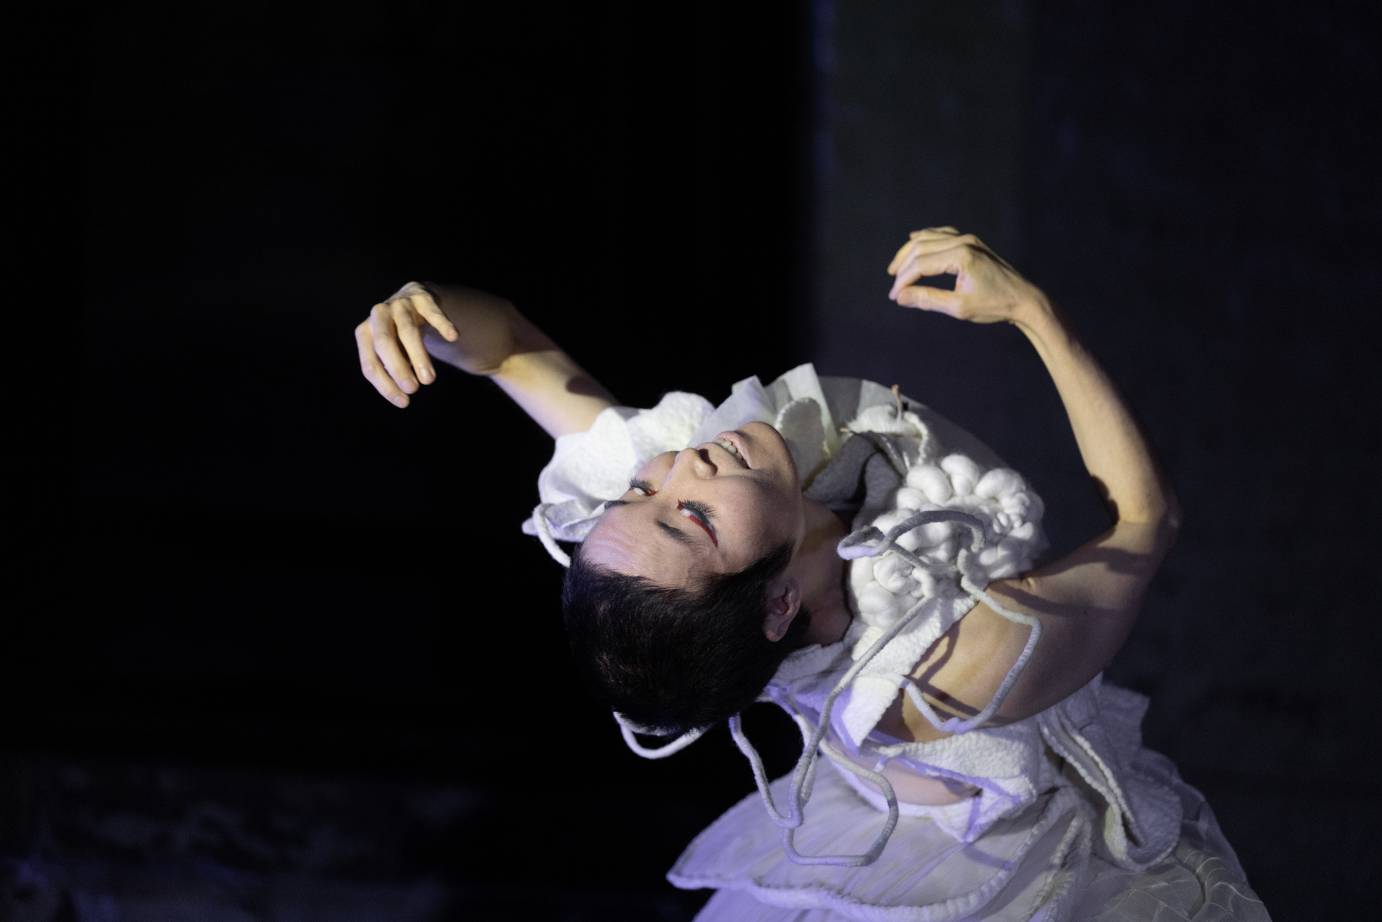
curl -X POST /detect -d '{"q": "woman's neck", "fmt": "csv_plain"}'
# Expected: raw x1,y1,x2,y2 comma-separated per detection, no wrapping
794,498,853,647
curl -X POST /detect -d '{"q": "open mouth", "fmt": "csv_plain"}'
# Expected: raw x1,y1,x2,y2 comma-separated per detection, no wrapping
711,431,751,469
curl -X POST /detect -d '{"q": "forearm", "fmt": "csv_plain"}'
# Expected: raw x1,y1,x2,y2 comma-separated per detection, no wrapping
489,315,619,439
419,281,618,438
1010,298,1181,525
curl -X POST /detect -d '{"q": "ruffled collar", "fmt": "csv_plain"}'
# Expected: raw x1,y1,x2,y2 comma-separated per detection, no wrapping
682,363,846,491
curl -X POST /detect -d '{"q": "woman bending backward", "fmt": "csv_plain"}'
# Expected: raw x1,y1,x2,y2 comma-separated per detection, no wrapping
353,228,1270,920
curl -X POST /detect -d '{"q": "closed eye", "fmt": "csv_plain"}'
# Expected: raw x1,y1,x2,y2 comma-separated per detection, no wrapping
676,500,717,543
611,478,719,546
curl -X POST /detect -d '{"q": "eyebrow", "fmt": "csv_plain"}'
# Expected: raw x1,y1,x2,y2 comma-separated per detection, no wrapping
603,499,700,548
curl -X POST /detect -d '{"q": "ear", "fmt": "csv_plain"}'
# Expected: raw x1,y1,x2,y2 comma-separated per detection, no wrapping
762,575,803,643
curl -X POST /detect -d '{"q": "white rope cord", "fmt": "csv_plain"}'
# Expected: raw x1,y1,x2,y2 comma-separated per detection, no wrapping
763,685,827,803
857,508,1044,734
728,591,927,830
836,507,988,562
721,506,1044,867
728,590,924,865
611,711,709,759
531,502,572,568
904,570,1042,734
837,426,913,481
587,473,1045,867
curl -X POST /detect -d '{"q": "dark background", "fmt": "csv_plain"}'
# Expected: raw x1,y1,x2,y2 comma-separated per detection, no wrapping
8,0,1380,918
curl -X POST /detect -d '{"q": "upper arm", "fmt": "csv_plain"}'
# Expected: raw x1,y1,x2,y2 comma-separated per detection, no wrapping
879,515,1182,742
488,321,619,439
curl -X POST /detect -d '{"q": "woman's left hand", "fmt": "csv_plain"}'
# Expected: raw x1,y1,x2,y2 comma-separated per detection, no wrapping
886,227,1049,325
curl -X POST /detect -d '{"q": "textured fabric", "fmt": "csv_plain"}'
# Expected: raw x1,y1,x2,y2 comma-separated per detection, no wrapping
522,362,866,545
524,362,1270,920
682,749,1268,921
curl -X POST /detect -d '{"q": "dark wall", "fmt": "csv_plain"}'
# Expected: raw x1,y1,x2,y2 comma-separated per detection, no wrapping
10,2,814,916
27,5,813,755
811,1,1381,917
8,0,1379,918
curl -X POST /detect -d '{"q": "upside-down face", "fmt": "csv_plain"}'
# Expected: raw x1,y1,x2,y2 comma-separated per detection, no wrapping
581,420,805,589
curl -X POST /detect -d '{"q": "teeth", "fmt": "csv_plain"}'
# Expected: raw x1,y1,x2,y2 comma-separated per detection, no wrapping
712,438,749,469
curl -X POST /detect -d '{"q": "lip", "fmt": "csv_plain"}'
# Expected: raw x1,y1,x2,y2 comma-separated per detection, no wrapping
713,430,752,469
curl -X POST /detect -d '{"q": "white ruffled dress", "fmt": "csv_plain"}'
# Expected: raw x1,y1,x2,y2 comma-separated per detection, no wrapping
523,363,1271,921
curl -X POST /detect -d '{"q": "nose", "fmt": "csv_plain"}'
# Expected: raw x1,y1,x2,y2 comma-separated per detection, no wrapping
670,446,717,479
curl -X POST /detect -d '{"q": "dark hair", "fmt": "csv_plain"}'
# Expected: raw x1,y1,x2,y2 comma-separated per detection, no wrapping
561,539,812,737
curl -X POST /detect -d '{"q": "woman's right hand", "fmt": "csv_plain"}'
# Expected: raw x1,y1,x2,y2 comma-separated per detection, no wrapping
353,281,519,408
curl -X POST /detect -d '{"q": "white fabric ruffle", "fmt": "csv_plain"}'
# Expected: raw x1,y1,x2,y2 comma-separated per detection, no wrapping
520,361,1269,919
675,740,1271,921
521,363,861,548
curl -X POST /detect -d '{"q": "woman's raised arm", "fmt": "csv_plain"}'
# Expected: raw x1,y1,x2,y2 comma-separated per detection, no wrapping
1011,298,1181,525
879,227,1183,737
484,313,620,439
354,280,618,438
888,230,1181,526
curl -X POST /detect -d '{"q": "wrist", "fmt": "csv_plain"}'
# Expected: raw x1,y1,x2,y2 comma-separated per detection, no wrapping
1008,296,1083,375
1008,294,1060,334
421,282,526,377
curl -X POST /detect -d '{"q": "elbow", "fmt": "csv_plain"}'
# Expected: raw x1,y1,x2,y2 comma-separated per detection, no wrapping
1123,493,1183,533
1145,502,1182,552
1164,492,1184,533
